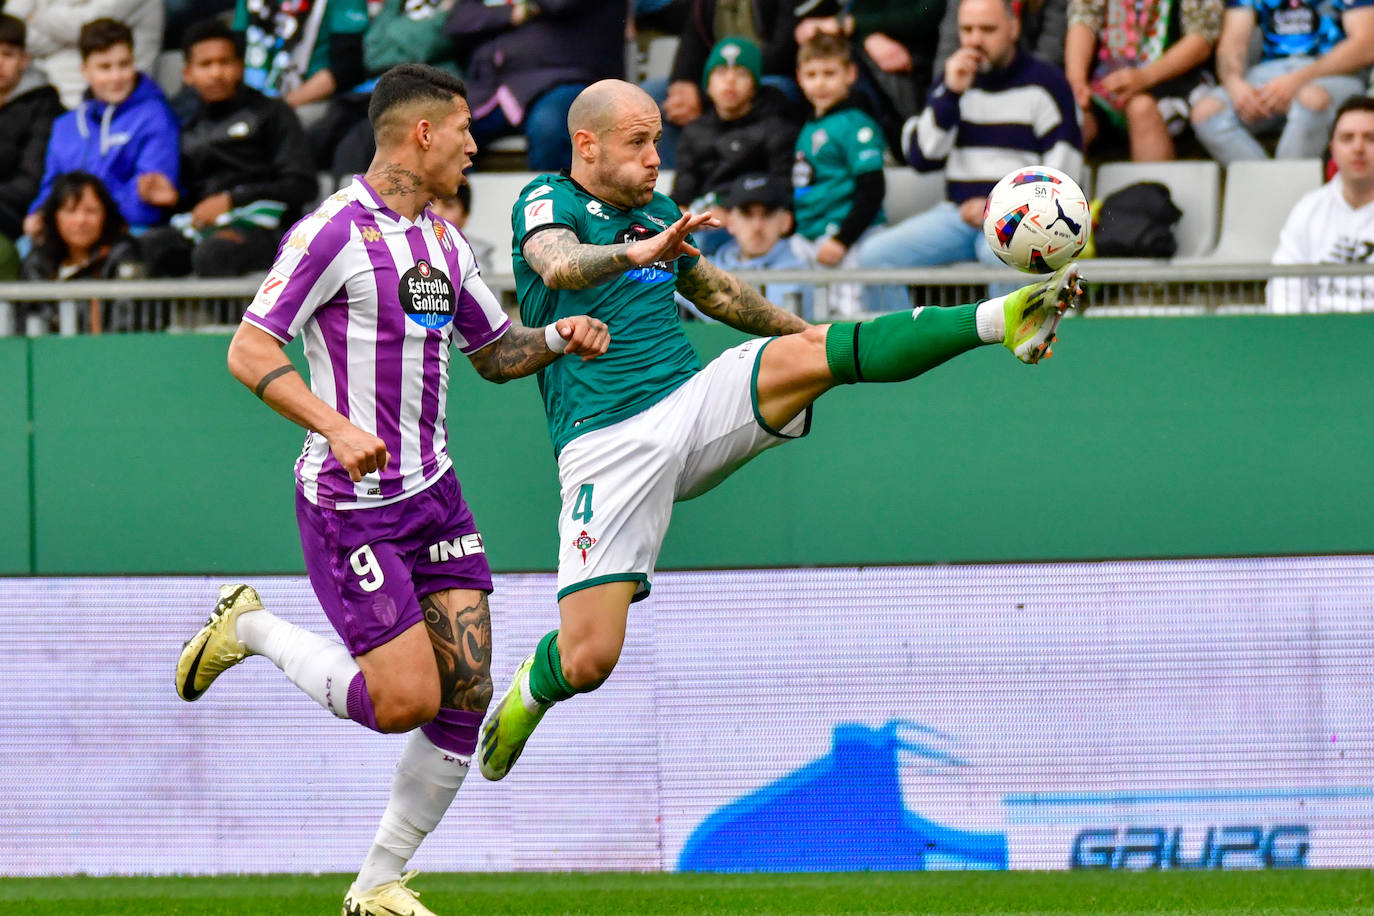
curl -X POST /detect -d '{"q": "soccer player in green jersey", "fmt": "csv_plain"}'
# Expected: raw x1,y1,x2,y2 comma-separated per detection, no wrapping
478,78,1083,781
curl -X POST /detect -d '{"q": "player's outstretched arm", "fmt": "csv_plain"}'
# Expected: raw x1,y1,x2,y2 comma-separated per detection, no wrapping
676,257,810,337
467,316,610,383
227,322,389,482
523,212,718,290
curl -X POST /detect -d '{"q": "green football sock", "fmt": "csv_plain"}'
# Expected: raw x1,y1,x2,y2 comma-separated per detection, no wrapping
824,303,983,385
527,629,578,705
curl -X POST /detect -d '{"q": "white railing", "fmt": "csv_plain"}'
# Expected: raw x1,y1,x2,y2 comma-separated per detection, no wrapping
2,261,1372,336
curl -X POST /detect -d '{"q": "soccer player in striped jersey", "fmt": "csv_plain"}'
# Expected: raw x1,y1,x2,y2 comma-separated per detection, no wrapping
477,79,1083,783
173,64,608,916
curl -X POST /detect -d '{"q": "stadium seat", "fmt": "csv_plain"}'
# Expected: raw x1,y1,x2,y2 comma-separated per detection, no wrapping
881,168,946,224
1093,160,1221,259
644,36,680,83
1205,159,1323,263
154,50,183,97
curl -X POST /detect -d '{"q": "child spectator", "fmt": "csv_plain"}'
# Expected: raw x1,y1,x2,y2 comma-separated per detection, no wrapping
0,13,64,280
24,18,180,236
790,31,886,316
3,0,163,108
429,182,495,276
22,170,142,280
1065,0,1224,161
140,19,317,278
670,36,800,217
714,172,812,317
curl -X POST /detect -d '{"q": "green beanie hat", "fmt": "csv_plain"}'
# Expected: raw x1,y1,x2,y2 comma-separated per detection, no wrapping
702,36,762,91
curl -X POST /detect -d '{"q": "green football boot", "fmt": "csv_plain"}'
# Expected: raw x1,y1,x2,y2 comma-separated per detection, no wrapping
478,654,545,781
1003,262,1083,364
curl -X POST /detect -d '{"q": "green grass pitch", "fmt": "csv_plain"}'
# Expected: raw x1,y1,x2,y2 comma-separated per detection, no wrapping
2,870,1373,915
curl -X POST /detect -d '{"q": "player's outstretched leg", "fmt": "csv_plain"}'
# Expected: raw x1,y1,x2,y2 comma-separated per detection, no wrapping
998,262,1082,364
175,584,261,700
820,262,1084,388
478,653,545,780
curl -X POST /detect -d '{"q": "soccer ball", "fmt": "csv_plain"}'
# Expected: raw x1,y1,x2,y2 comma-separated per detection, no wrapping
982,166,1090,273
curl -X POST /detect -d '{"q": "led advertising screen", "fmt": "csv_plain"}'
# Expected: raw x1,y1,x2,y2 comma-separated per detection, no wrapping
1,557,1371,875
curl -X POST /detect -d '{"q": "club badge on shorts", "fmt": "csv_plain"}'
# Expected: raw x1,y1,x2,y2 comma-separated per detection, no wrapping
571,530,597,563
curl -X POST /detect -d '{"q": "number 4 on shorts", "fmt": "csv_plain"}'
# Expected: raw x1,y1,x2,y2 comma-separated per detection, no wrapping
571,483,594,523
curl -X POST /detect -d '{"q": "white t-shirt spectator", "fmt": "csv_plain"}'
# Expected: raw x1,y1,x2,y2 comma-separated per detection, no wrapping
1268,177,1374,313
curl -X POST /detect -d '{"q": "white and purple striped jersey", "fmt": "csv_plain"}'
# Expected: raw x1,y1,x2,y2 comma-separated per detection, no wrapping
245,176,510,509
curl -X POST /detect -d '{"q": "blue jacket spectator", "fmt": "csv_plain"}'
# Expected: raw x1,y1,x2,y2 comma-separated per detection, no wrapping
28,19,179,233
1190,0,1374,163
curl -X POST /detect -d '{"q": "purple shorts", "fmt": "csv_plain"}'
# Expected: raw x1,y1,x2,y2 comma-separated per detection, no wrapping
296,468,494,655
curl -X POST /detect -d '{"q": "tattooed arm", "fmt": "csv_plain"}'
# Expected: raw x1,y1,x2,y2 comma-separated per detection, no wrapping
522,210,719,290
675,257,810,337
467,315,610,383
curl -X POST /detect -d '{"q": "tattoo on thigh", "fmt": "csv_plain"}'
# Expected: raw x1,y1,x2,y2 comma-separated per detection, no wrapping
421,593,493,712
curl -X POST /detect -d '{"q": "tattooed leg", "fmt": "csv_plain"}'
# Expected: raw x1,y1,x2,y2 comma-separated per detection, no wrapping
420,589,494,713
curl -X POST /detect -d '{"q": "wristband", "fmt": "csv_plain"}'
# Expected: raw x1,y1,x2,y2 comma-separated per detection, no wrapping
545,322,570,353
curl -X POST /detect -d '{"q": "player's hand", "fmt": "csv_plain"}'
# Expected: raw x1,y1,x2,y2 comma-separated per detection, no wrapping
328,424,390,483
816,238,847,267
959,196,987,229
551,315,610,361
1224,76,1266,123
191,192,233,229
1257,71,1303,118
794,16,842,44
865,32,912,73
137,172,179,207
663,81,702,126
943,48,980,94
628,210,719,265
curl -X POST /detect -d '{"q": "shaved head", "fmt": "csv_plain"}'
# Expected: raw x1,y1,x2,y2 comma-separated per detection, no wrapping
567,79,658,139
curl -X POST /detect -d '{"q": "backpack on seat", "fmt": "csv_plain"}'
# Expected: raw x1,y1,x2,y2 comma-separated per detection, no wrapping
1087,181,1182,258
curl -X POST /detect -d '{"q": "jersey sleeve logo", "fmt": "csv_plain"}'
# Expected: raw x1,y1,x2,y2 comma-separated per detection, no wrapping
525,198,554,229
252,268,291,310
399,259,456,329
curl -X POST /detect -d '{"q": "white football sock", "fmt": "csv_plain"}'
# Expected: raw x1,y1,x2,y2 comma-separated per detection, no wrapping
355,731,469,891
976,295,1008,343
236,609,359,718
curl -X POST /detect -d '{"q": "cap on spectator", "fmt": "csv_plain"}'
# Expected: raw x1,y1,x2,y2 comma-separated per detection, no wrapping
702,36,762,91
0,13,26,50
721,173,792,211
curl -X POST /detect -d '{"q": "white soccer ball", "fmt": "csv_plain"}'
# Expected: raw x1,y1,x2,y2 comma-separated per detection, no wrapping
982,166,1090,274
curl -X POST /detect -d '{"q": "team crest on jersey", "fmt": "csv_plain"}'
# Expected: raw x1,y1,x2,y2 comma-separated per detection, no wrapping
571,530,597,563
398,259,456,329
433,222,452,251
618,225,674,283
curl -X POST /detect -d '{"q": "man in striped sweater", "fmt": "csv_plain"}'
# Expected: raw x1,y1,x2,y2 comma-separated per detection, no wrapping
856,0,1083,305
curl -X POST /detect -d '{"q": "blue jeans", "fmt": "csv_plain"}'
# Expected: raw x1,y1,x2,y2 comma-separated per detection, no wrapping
856,201,1022,309
471,83,584,172
1192,57,1365,164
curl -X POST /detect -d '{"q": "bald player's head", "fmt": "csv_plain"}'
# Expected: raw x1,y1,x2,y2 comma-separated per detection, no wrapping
566,79,658,140
368,63,468,148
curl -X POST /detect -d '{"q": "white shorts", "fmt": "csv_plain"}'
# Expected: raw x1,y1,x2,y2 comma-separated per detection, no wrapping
555,338,811,602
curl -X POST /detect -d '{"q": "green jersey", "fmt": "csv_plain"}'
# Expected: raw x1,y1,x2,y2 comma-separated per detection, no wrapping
513,174,702,458
792,101,886,241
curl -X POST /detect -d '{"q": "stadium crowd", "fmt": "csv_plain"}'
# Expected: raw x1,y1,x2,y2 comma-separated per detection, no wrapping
0,0,1372,317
